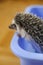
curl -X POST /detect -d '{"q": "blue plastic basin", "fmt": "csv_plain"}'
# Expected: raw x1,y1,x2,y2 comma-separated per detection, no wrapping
10,5,43,65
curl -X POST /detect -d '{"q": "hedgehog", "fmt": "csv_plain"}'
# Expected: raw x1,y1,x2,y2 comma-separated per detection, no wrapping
9,13,43,51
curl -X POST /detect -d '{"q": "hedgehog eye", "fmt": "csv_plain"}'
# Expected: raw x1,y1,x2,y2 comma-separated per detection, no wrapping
13,24,17,29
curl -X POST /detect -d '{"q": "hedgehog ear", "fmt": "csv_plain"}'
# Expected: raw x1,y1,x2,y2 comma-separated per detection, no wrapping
12,19,15,24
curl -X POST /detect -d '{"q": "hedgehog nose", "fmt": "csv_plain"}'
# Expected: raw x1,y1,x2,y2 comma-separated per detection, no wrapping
9,24,16,29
